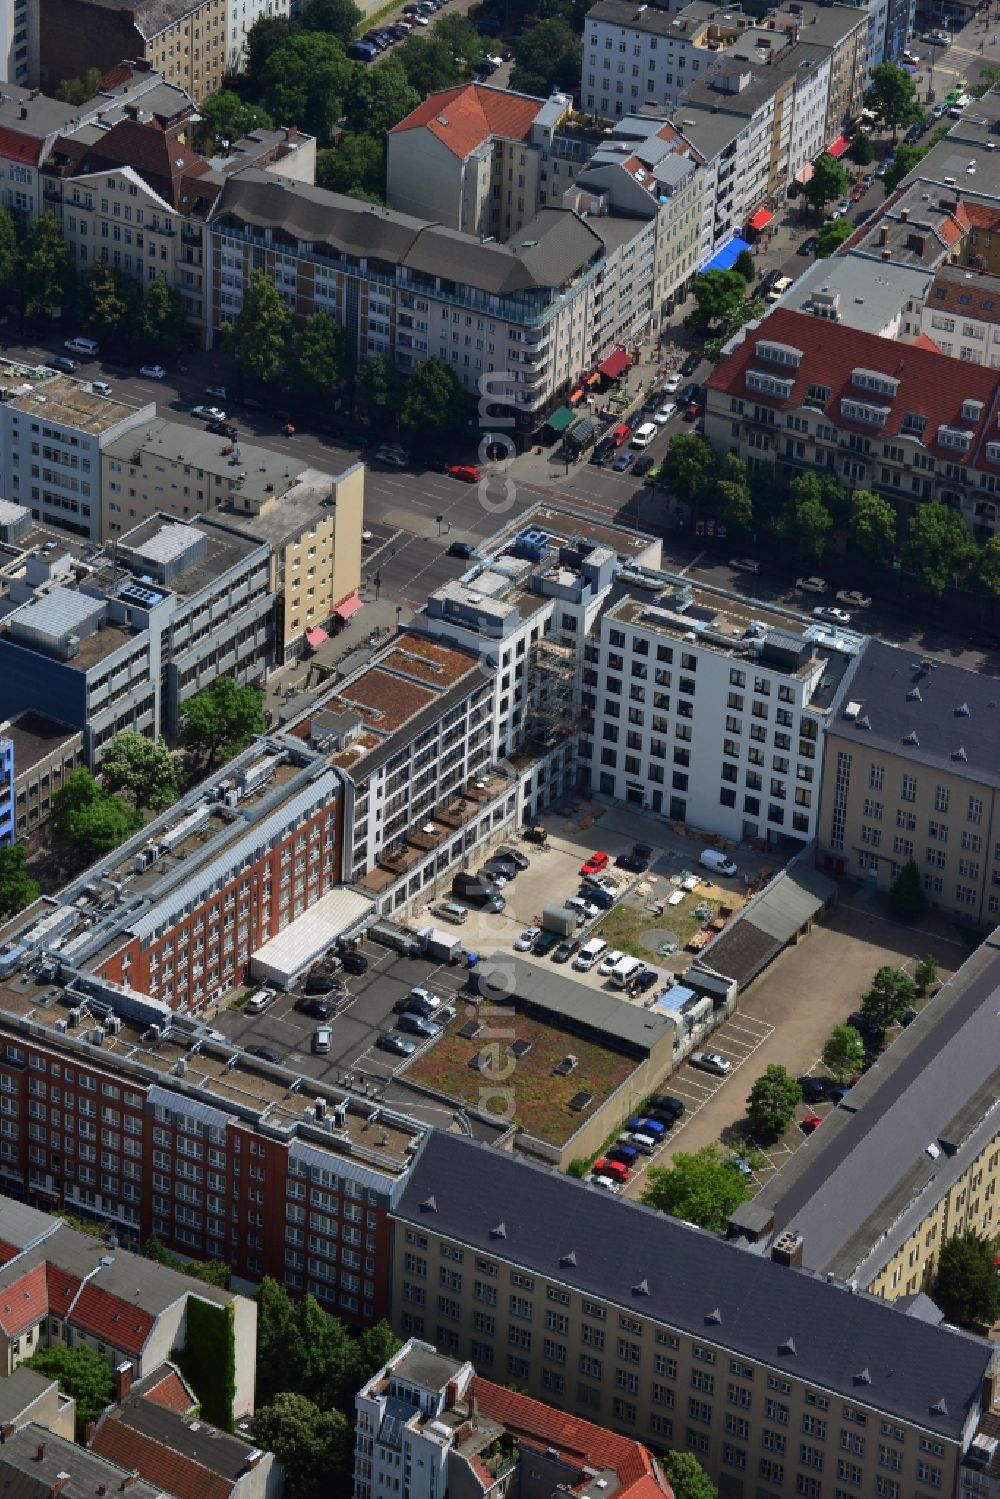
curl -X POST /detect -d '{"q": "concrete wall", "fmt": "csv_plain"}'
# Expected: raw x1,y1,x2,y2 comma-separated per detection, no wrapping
231,1292,257,1419
386,129,464,229
332,463,365,613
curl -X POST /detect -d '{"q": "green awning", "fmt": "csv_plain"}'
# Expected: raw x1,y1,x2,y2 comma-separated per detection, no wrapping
546,405,575,432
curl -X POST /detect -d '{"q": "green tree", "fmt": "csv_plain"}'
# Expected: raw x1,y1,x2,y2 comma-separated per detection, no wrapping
659,1451,719,1499
256,1277,299,1405
851,488,896,568
195,91,274,153
850,129,875,166
685,268,749,331
99,732,181,812
775,474,833,563
746,1064,802,1137
315,134,385,200
889,857,925,920
51,770,142,861
868,62,923,141
252,1393,352,1499
245,14,299,83
974,534,1000,602
0,845,39,921
343,56,419,136
396,34,467,94
816,216,853,258
55,68,102,105
803,152,849,214
18,211,72,320
902,502,975,596
714,452,753,533
141,1235,229,1286
657,432,716,510
24,1346,114,1439
861,965,917,1030
400,355,475,438
0,207,19,297
81,260,142,349
260,32,353,142
357,353,406,418
914,953,939,995
733,247,756,282
510,17,582,96
301,0,362,39
434,12,488,72
140,273,189,356
883,142,925,194
291,310,349,402
226,268,290,386
933,1231,1000,1328
641,1146,751,1234
822,1023,865,1082
180,678,267,771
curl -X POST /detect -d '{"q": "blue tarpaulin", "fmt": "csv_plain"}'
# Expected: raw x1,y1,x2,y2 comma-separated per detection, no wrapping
699,236,751,273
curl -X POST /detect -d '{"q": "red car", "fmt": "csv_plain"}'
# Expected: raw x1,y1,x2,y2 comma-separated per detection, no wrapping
593,1157,630,1182
612,423,631,447
448,464,480,483
580,850,610,875
801,1113,822,1135
683,402,699,422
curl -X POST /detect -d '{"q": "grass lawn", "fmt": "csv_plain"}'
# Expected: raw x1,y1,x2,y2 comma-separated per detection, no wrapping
596,891,721,958
405,1010,635,1144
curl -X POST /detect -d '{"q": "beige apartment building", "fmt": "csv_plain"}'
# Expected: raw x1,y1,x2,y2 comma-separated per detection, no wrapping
816,640,1000,927
101,420,364,664
392,1132,999,1499
41,0,228,104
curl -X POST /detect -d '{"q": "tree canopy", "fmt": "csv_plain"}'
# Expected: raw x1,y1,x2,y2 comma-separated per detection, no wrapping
746,1064,802,1136
860,965,917,1030
51,770,142,862
343,56,420,136
822,1024,865,1082
357,354,406,419
253,1394,353,1499
850,130,875,165
259,32,353,141
868,62,923,140
641,1146,751,1234
290,310,350,401
396,34,470,94
99,733,181,812
902,503,975,595
0,845,39,922
24,1346,114,1438
180,678,267,772
933,1231,1000,1328
301,0,362,40
196,92,274,154
510,17,583,96
686,269,751,331
889,858,925,919
659,1451,719,1499
399,355,475,438
802,153,849,213
225,268,291,386
316,134,385,201
816,217,853,258
775,474,834,564
19,212,73,319
55,68,102,105
255,1277,401,1412
851,489,896,569
883,142,926,194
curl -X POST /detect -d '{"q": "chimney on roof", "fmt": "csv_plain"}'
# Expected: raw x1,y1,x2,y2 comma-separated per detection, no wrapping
940,198,958,214
882,249,891,262
285,125,298,139
84,1421,96,1445
446,1380,459,1407
242,1451,264,1472
0,1424,14,1444
878,225,888,246
899,208,910,222
19,104,27,119
49,1475,71,1498
771,1230,804,1268
114,1362,133,1404
36,1443,46,1462
120,1474,140,1491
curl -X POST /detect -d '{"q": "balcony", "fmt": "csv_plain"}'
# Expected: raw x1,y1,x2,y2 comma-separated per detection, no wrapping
181,226,201,247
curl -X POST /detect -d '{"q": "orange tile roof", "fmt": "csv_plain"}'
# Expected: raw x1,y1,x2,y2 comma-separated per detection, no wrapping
0,1264,48,1339
45,1261,82,1316
138,1366,194,1414
957,201,1000,232
471,1378,669,1499
911,332,943,352
389,83,542,159
0,127,44,166
92,1416,234,1499
70,1282,156,1357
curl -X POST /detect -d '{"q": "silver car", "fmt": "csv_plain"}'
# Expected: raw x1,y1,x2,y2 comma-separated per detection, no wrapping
691,1051,732,1076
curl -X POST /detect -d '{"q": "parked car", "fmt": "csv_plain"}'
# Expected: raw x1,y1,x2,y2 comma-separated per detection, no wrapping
593,1156,631,1182
312,1026,333,1054
798,235,818,256
244,1045,281,1063
632,455,655,477
138,363,166,380
192,404,226,422
611,450,634,472
448,463,480,483
434,901,468,924
48,355,77,374
681,352,700,376
495,845,529,870
533,929,560,957
580,851,610,875
341,951,369,975
847,1010,884,1041
730,556,760,573
375,445,409,467
447,541,476,559
679,382,701,407
205,384,228,398
377,1031,416,1056
304,974,344,995
836,589,871,608
813,605,851,625
552,939,578,963
295,996,334,1020
653,402,676,424
798,1076,828,1103
663,373,682,394
690,1051,732,1076
482,857,518,880
396,1012,442,1039
615,852,647,872
245,988,276,1015
796,575,827,593
800,1112,823,1135
207,420,238,439
406,986,441,1015
590,438,615,465
565,896,600,922
648,1094,685,1118
631,969,658,994
514,927,541,951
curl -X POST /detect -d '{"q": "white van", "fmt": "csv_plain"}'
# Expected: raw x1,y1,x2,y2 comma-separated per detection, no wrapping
91,380,112,397
573,937,608,972
609,955,643,989
631,422,657,449
64,336,99,357
700,848,738,878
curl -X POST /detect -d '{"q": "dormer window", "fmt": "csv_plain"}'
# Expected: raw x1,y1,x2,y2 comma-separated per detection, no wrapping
841,398,890,428
937,425,972,451
754,341,803,368
746,369,794,398
850,367,900,399
961,398,984,421
901,412,927,437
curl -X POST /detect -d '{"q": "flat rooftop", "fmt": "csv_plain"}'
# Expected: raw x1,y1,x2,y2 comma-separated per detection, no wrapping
487,503,660,563
7,374,142,434
0,710,80,770
103,417,313,507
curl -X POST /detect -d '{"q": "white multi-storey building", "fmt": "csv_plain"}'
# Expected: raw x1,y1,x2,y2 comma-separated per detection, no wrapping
583,576,862,847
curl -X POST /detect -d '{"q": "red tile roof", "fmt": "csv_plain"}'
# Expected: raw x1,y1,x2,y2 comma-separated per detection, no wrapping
956,201,1000,233
705,307,1000,467
48,119,214,211
70,1282,157,1357
911,332,943,352
0,1264,49,1339
471,1378,669,1499
45,1261,82,1318
0,1240,23,1267
390,84,543,159
927,268,1000,325
99,62,136,90
92,1416,234,1499
140,1367,194,1414
0,126,45,166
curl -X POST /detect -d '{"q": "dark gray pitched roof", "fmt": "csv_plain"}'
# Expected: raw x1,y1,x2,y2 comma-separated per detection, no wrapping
395,1131,992,1441
833,639,1000,786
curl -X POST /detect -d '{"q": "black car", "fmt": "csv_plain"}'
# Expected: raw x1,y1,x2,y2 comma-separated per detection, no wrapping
305,974,344,996
244,1045,281,1064
340,951,369,975
494,844,529,870
632,455,655,478
482,858,518,880
296,995,334,1020
448,541,475,559
679,382,701,407
207,419,238,439
758,267,783,296
615,853,647,872
625,407,644,430
645,1109,676,1130
680,352,700,377
589,438,615,465
552,939,577,963
798,1076,828,1103
648,1094,685,1118
632,969,658,994
48,355,77,374
848,1010,884,1041
798,235,818,256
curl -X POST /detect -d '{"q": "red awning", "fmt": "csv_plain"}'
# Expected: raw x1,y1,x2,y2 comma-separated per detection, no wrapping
826,135,851,158
599,347,630,380
306,626,327,646
586,370,602,385
335,595,363,622
748,208,773,231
